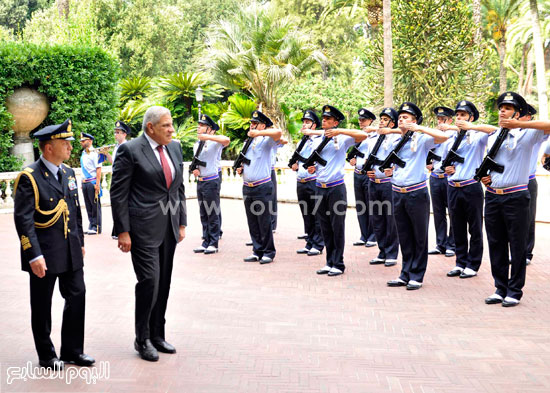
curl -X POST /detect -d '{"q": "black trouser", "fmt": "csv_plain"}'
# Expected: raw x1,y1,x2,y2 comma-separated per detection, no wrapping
243,181,276,259
393,187,430,283
353,173,376,243
368,181,399,260
82,182,101,233
296,180,324,251
429,176,454,252
130,222,177,342
315,184,347,271
29,268,86,360
218,170,223,238
197,179,221,248
485,190,530,300
270,170,278,231
447,183,484,271
526,178,537,260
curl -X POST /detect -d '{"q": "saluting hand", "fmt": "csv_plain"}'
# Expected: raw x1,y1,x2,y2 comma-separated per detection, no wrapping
456,120,473,130
324,129,340,138
499,118,519,129
247,130,259,138
118,232,131,253
30,258,47,278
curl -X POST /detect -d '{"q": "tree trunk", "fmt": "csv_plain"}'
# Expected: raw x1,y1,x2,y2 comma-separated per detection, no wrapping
383,0,393,107
472,0,482,46
529,0,548,119
524,49,534,97
518,43,527,95
498,39,507,94
57,0,70,19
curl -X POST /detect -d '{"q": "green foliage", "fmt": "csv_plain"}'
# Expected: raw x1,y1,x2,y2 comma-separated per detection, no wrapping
279,74,372,127
154,72,223,121
119,76,152,107
204,1,327,125
0,42,120,170
174,117,198,161
363,0,492,123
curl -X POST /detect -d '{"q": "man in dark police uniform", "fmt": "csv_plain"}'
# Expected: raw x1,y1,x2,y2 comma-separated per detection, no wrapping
13,119,95,370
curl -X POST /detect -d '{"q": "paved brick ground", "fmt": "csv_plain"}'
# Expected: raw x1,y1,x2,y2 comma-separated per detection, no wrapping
1,198,549,393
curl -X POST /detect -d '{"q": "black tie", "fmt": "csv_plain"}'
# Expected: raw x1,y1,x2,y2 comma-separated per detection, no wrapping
57,168,63,184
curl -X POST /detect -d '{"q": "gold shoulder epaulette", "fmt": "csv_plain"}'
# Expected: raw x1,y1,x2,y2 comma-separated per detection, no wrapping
62,163,71,169
24,167,34,173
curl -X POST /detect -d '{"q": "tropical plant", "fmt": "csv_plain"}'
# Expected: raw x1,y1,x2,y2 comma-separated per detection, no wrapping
203,1,327,129
482,0,522,93
119,76,153,107
154,72,223,121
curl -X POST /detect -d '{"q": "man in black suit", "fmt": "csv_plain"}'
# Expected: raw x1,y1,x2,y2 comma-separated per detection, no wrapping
13,119,95,370
110,106,187,361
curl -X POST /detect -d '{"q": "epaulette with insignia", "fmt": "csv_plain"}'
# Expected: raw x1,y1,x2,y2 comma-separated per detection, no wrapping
24,167,34,173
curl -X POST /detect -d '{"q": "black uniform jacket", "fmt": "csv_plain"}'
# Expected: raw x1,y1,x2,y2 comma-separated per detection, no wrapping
14,159,85,274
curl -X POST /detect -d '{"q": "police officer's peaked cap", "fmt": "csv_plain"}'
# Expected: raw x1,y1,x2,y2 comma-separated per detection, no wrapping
250,110,273,128
33,119,74,141
432,106,455,118
358,108,376,121
398,102,423,125
321,105,345,122
526,104,537,116
379,107,398,128
80,132,94,141
198,114,220,131
301,110,321,128
115,120,132,136
454,101,479,122
497,92,528,117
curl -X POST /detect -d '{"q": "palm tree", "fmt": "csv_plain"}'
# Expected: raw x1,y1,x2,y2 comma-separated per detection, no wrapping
482,0,522,93
324,0,393,106
119,76,153,107
203,1,327,129
154,72,223,120
529,0,548,119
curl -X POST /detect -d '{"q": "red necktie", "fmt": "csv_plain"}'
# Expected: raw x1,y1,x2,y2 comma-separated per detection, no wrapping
157,145,173,189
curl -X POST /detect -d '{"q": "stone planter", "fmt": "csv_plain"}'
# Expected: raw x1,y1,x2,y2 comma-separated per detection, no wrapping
5,87,49,167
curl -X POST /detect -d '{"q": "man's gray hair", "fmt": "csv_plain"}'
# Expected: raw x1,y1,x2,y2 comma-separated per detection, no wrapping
142,106,171,133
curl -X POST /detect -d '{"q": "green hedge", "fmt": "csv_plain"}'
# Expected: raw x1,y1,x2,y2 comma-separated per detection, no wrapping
0,42,120,171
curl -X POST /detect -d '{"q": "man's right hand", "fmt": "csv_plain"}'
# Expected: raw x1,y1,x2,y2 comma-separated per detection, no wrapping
291,163,298,171
30,258,47,278
349,158,357,166
118,232,131,253
192,169,200,177
444,166,455,175
236,167,243,175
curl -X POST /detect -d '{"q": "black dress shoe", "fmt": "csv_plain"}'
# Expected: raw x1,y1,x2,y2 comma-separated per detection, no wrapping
134,339,159,361
484,295,503,305
39,357,64,370
61,353,95,367
387,279,407,287
245,241,253,246
297,234,308,240
243,255,259,262
428,248,443,255
151,338,176,354
446,268,462,277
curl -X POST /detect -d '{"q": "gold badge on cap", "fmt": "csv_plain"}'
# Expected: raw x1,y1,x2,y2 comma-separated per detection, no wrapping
202,115,206,120
360,110,365,115
253,111,258,118
324,106,330,112
116,121,120,127
403,105,410,110
504,93,513,101
67,120,72,133
385,109,391,114
460,101,466,106
438,108,444,113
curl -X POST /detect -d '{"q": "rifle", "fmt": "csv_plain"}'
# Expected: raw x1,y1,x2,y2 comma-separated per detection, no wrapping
378,131,413,171
361,134,386,174
346,143,365,162
288,135,309,168
232,137,253,171
302,136,332,169
543,156,550,172
426,149,441,166
473,127,510,182
440,129,467,169
189,140,207,174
